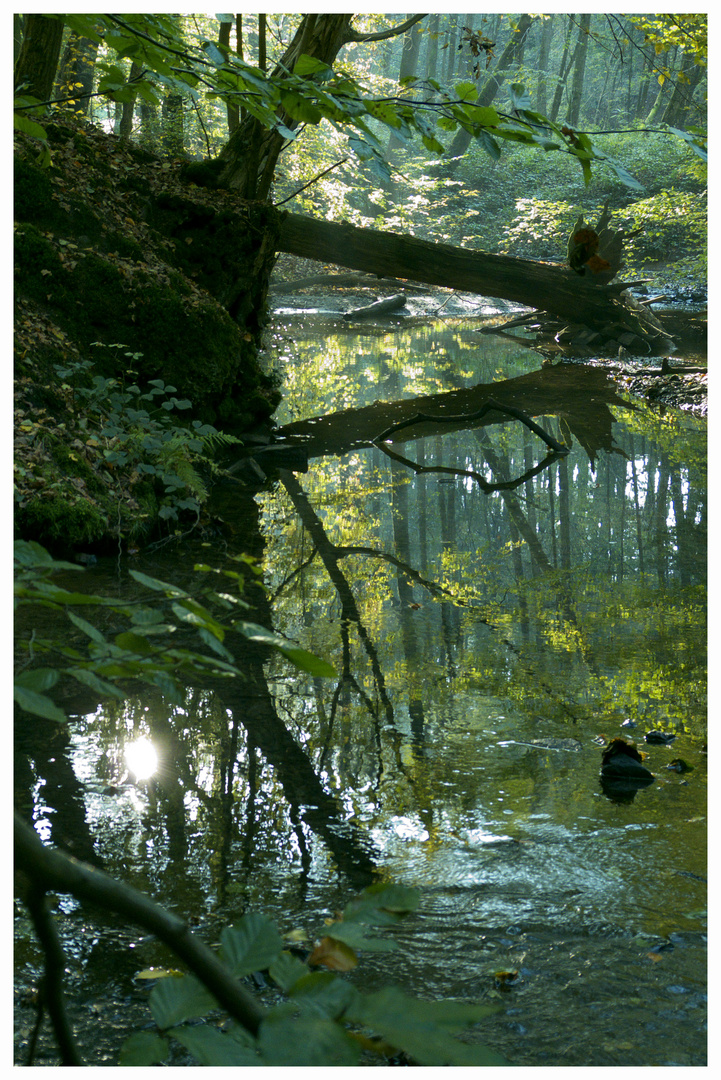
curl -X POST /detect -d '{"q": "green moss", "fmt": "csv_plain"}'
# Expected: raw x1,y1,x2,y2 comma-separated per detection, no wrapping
17,495,108,548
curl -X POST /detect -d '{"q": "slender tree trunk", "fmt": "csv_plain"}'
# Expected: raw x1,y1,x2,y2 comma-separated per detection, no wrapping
14,14,64,101
548,15,576,123
425,14,440,79
535,15,554,115
388,20,423,153
566,13,592,127
218,18,240,133
161,93,184,157
117,60,141,138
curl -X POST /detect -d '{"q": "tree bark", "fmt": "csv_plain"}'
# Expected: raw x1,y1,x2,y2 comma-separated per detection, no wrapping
14,14,64,101
55,31,99,116
567,13,591,127
277,212,672,346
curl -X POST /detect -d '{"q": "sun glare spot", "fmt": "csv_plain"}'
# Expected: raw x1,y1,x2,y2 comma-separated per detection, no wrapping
125,738,158,780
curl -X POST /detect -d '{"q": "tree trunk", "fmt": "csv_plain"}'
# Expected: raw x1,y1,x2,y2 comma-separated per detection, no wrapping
117,60,141,138
161,92,184,156
548,15,576,123
218,18,240,132
535,15,554,115
55,31,99,116
277,212,673,348
218,14,355,198
14,14,64,101
447,14,534,161
567,13,592,127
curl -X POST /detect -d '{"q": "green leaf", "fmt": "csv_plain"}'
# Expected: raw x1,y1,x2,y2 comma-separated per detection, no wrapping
238,623,336,676
509,82,531,110
280,89,322,124
293,54,332,77
323,921,398,952
454,81,478,102
258,1011,358,1066
342,883,421,924
67,611,107,644
345,988,507,1066
14,540,77,571
219,914,284,977
475,128,501,161
129,569,186,597
14,111,48,142
268,951,310,993
14,685,67,722
288,970,360,1019
15,668,59,693
149,975,218,1030
67,667,125,697
114,631,155,655
278,646,337,678
170,1023,259,1065
119,1030,169,1066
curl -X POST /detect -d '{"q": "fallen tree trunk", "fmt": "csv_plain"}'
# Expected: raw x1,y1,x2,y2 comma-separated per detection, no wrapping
342,293,407,320
278,212,674,350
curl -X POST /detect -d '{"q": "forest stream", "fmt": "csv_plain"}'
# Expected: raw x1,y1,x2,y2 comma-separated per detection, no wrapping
14,312,707,1066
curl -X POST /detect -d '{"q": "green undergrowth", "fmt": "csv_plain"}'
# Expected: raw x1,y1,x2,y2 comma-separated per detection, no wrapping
14,348,242,552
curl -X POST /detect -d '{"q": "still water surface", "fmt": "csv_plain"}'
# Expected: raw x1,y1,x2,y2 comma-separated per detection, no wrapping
15,314,706,1066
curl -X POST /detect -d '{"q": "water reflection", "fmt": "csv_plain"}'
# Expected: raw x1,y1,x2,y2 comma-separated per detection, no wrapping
15,316,706,1066
125,737,158,781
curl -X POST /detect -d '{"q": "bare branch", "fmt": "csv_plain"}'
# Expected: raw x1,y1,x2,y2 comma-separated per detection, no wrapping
349,14,428,44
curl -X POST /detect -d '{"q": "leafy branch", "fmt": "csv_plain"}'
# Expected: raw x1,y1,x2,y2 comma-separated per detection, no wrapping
16,812,506,1067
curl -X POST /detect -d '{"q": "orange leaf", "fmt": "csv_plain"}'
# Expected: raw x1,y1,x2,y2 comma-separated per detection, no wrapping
308,936,358,972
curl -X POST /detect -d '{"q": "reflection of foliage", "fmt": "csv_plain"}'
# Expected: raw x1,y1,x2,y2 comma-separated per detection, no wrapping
13,540,334,724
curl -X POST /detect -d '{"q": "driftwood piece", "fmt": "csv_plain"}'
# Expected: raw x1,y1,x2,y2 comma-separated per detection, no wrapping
342,293,407,320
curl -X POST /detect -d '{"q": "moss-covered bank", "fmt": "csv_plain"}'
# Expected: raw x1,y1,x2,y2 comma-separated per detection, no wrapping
14,116,283,552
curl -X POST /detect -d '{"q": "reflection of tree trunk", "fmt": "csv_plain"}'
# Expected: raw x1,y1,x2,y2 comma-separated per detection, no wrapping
14,718,102,867
654,455,670,586
558,450,572,570
390,456,425,742
628,434,645,575
218,670,379,887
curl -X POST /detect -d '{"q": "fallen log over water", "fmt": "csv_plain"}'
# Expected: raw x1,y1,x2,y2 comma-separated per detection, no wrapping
278,212,674,351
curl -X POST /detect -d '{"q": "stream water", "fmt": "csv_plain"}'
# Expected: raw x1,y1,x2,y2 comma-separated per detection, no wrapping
14,312,707,1066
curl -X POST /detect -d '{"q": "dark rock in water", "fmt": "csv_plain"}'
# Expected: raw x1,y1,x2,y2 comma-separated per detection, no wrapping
645,730,676,745
601,754,655,781
600,737,655,784
601,737,644,766
666,758,693,773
